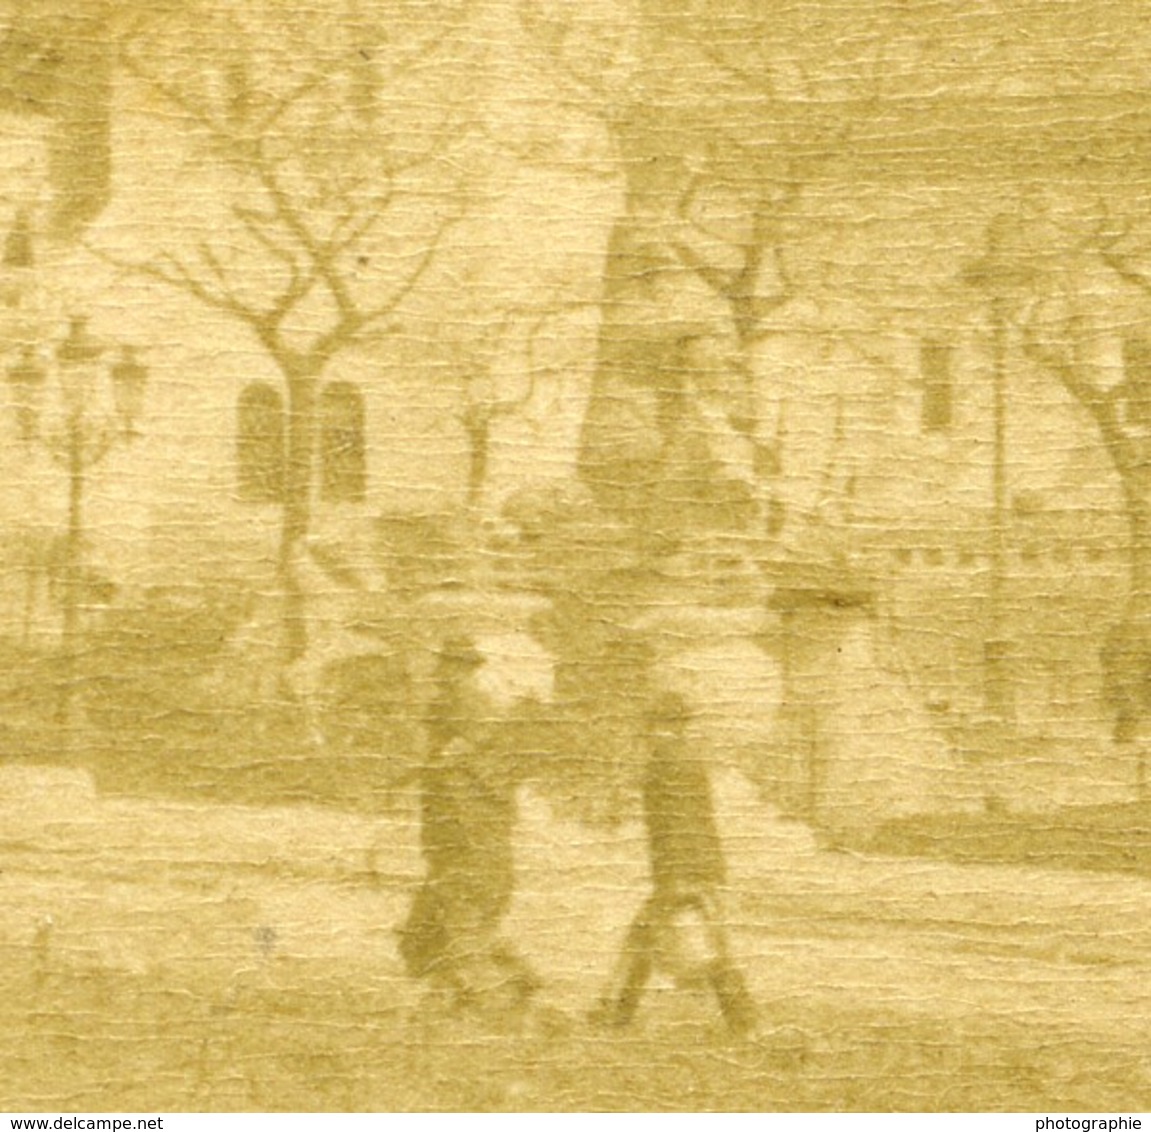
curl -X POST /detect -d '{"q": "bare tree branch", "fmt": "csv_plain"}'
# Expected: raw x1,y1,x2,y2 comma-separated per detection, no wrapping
378,13,469,88
150,252,264,323
196,241,231,288
249,155,361,326
1020,317,1118,421
694,36,778,98
670,168,806,344
347,212,464,327
329,204,390,259
107,56,463,372
88,243,268,327
119,47,222,134
232,204,299,270
669,240,738,296
1079,196,1132,255
253,72,325,137
1101,251,1151,300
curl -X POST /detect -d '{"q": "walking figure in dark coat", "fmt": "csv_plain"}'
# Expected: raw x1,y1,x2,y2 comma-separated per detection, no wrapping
398,635,538,1015
591,690,757,1035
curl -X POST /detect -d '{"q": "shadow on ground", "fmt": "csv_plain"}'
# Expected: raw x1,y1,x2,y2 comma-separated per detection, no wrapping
866,804,1151,878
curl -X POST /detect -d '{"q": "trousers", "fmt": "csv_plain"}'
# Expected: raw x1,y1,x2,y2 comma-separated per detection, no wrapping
398,882,538,1011
595,888,756,1035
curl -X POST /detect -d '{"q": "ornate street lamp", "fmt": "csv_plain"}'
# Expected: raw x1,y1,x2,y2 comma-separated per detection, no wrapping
3,272,149,723
111,345,148,437
960,212,1038,729
43,318,148,723
2,213,152,692
55,314,103,418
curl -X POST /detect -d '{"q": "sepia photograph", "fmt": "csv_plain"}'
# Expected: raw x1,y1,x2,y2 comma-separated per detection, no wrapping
1,0,1150,1114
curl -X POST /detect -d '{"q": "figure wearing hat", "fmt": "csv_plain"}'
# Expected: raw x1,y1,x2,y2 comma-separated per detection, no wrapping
591,690,756,1035
398,635,538,1015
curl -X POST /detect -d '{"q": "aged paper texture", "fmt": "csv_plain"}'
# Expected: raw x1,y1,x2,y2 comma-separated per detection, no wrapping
1,0,1151,1113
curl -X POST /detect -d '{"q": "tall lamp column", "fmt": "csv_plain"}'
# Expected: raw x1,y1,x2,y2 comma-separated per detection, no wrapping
960,213,1036,729
6,316,149,725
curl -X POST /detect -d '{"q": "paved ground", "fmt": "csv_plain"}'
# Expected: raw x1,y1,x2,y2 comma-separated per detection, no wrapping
2,764,1151,1110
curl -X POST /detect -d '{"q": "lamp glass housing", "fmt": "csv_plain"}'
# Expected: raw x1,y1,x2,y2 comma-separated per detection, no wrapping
6,345,46,442
111,346,148,432
56,316,102,416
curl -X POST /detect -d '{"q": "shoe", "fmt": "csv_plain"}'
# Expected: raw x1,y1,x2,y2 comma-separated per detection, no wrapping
710,965,758,1038
492,948,542,1008
587,997,632,1030
509,963,543,1006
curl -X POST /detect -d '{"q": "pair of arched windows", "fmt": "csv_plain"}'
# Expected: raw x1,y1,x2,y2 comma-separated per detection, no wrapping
237,381,366,503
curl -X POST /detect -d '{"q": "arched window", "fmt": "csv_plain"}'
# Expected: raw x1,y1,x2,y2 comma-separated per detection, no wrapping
320,381,366,503
920,340,953,433
237,382,285,503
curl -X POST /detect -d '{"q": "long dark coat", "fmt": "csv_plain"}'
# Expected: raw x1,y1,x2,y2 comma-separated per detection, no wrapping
642,730,726,897
399,680,517,978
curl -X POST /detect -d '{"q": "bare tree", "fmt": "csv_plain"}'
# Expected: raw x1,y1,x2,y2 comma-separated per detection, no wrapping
1003,200,1151,770
435,298,598,512
101,6,470,661
1016,207,1151,605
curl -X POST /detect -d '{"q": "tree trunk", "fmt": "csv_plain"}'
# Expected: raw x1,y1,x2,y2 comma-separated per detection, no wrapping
1102,453,1151,788
463,406,492,513
57,410,85,727
1121,470,1151,616
1026,334,1151,618
280,369,319,663
1090,411,1151,617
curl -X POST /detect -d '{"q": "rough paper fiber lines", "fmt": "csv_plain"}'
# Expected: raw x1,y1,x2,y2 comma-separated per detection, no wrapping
0,0,1150,1113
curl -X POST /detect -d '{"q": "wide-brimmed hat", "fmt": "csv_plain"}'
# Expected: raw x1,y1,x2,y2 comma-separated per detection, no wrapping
436,635,485,667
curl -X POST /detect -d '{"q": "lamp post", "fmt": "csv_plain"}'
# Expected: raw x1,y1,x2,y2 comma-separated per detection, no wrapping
960,213,1037,729
5,315,149,724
